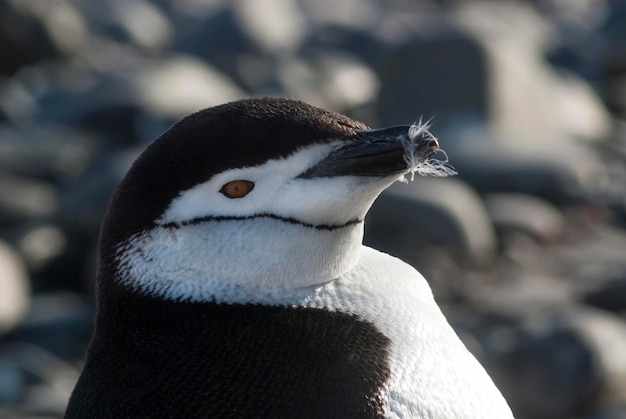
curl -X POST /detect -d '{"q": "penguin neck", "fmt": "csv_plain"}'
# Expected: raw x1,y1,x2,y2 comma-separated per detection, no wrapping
112,217,365,302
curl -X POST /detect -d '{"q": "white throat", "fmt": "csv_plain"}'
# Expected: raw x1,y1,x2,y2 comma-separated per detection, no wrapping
115,216,365,301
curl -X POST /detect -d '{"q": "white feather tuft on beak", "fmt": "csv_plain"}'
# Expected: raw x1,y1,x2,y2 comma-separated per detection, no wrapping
400,117,457,182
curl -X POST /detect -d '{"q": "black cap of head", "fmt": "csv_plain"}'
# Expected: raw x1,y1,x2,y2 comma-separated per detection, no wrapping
99,97,368,265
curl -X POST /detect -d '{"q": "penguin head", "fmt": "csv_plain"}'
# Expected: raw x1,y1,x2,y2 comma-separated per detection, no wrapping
101,98,439,300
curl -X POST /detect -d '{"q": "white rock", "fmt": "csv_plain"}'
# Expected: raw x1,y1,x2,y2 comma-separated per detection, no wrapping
0,241,30,333
137,55,245,118
234,0,307,54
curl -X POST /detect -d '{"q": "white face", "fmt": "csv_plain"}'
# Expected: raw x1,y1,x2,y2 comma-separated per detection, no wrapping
116,142,403,300
158,143,394,227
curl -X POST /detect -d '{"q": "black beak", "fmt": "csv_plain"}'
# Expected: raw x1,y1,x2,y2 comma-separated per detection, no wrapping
298,125,439,179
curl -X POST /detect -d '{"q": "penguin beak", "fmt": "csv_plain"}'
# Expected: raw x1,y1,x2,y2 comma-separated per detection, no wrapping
298,125,439,178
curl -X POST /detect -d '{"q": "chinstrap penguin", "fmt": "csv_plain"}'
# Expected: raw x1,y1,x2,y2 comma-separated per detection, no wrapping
65,98,514,418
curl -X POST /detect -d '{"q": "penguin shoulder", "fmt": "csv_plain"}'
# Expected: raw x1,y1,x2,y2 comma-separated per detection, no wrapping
325,247,515,419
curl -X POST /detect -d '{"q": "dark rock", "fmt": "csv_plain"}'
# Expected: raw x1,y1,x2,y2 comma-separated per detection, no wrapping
2,292,93,362
587,402,626,419
0,0,61,76
0,357,24,404
172,5,265,83
559,225,626,297
30,56,243,130
56,148,138,236
497,328,599,419
584,278,626,313
599,0,626,117
19,66,148,145
493,307,626,418
376,24,488,129
9,222,92,293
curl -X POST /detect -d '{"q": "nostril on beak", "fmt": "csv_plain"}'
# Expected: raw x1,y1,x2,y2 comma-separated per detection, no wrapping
427,138,440,150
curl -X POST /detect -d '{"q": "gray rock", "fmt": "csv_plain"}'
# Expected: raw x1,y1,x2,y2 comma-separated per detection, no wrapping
375,0,610,206
299,0,384,31
300,25,386,72
72,0,172,52
444,132,606,206
15,224,68,273
0,357,24,404
0,342,80,416
559,225,626,297
365,177,496,267
453,2,611,145
0,77,36,123
484,193,566,243
0,171,57,221
465,273,576,315
0,125,97,182
234,0,307,55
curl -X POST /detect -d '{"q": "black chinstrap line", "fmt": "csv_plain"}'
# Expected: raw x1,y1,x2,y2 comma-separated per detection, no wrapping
158,213,363,231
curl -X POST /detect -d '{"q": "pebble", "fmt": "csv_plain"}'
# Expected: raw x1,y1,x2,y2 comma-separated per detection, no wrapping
0,240,30,334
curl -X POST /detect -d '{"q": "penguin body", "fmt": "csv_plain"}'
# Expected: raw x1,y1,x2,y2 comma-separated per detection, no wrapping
66,98,513,418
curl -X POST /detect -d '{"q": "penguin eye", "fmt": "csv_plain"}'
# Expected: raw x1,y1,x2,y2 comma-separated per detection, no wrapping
220,180,255,199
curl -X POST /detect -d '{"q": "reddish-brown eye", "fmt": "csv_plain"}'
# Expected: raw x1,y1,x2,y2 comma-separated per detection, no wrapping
220,180,255,199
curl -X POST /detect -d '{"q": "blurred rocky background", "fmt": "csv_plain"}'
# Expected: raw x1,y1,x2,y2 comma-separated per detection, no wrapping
0,0,625,417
